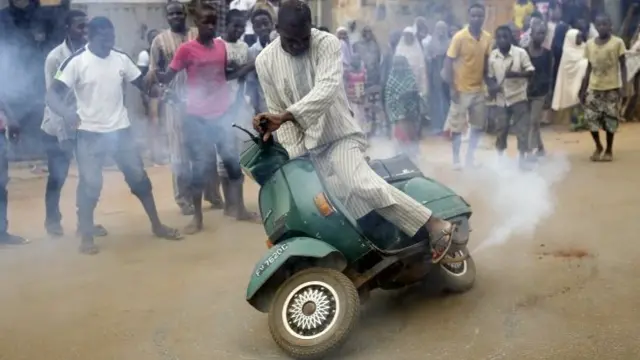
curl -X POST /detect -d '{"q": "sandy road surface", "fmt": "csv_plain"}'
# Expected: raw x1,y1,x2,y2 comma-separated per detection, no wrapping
1,125,640,360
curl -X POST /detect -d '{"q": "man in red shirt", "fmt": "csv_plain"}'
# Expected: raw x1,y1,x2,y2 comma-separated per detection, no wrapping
159,4,253,234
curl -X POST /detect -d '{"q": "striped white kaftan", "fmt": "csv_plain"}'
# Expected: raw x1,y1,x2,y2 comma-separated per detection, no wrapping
255,29,432,236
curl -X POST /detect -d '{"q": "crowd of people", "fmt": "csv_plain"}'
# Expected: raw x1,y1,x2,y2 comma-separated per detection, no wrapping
0,0,637,258
334,0,640,170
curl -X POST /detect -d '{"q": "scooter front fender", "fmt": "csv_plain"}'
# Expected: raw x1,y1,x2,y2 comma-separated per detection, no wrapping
246,237,347,312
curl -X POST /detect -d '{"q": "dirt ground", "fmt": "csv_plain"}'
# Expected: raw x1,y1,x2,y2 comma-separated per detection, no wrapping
1,124,640,360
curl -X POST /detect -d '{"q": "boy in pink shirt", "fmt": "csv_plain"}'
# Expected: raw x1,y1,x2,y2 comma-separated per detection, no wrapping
159,4,254,233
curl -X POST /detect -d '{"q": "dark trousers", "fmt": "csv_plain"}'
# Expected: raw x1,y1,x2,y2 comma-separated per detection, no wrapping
76,128,152,236
0,132,9,235
183,115,242,195
495,100,531,153
43,133,74,226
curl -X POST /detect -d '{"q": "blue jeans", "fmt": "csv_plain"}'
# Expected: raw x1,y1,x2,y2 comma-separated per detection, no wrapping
75,128,152,236
183,115,242,195
0,133,8,235
43,133,74,226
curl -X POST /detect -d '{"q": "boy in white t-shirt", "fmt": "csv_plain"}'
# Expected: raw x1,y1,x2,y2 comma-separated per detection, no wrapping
46,17,182,254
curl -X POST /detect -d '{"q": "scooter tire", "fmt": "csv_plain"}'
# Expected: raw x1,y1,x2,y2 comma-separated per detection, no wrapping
268,267,360,360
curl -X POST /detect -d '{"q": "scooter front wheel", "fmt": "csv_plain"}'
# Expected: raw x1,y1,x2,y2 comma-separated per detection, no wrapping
268,268,359,360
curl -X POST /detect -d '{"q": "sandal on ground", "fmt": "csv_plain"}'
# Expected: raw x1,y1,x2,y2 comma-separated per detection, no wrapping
209,200,225,210
429,224,457,263
79,240,99,255
153,225,183,240
0,234,29,245
601,153,613,162
93,225,108,237
590,149,603,162
183,218,203,235
75,224,109,237
180,205,195,216
236,210,261,223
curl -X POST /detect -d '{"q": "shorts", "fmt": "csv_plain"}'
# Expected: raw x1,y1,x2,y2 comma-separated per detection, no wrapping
584,89,620,133
445,91,487,133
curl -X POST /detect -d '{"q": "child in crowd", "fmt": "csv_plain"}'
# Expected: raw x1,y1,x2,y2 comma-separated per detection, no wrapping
218,9,258,222
345,53,368,133
579,13,627,162
527,22,553,158
488,25,535,169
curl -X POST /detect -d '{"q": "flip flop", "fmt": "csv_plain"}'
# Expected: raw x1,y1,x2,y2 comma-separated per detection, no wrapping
153,225,183,240
430,224,457,263
601,153,613,162
590,150,602,162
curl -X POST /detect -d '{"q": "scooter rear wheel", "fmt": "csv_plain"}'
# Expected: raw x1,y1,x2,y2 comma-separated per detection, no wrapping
268,268,359,360
431,247,476,293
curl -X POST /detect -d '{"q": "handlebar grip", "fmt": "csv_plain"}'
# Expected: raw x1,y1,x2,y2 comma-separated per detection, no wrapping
259,119,269,132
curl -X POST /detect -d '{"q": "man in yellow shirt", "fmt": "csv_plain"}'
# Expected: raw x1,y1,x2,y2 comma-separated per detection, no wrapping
443,3,493,169
579,13,627,162
514,0,535,30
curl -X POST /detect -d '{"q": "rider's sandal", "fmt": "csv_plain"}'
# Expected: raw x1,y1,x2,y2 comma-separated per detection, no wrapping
430,224,458,263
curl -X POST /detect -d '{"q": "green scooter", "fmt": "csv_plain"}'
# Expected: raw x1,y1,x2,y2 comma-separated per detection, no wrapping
235,124,475,360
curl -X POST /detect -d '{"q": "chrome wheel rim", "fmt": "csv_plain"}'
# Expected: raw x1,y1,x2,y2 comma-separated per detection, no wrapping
282,281,340,340
441,250,467,276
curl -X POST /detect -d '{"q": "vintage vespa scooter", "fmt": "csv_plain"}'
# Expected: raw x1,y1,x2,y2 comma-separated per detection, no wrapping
235,123,475,360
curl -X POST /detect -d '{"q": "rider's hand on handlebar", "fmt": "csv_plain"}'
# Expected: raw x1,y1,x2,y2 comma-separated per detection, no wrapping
253,112,291,141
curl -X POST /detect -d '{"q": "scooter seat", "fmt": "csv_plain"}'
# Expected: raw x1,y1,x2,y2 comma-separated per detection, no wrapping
369,154,422,183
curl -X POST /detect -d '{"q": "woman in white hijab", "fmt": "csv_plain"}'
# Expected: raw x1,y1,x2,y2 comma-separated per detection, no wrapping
552,28,588,111
395,26,428,96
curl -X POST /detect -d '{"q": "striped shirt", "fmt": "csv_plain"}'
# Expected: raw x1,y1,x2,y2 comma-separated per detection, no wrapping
149,29,195,97
255,29,363,158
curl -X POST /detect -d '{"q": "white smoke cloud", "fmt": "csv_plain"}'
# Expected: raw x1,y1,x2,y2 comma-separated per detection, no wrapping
366,136,571,253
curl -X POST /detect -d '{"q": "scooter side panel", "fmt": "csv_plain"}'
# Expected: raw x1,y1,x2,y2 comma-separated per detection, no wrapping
400,177,472,219
259,159,370,262
246,237,345,307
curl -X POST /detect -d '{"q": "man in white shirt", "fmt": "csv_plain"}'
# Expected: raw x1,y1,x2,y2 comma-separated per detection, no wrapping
41,10,110,238
46,16,182,254
254,1,461,263
488,25,535,169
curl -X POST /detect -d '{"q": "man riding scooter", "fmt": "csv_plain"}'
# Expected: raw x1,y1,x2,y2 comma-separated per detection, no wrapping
252,0,462,262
